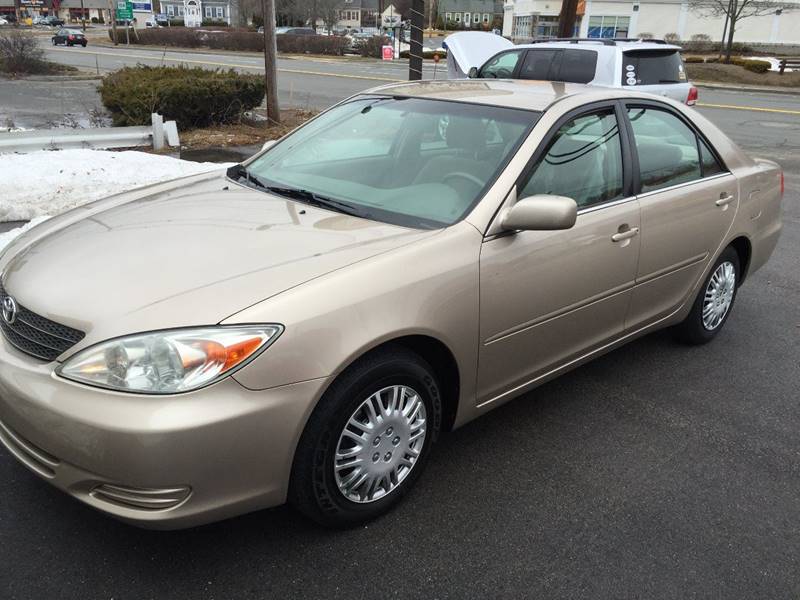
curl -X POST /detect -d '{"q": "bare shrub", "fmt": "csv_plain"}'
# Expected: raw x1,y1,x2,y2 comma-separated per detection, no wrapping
0,29,49,74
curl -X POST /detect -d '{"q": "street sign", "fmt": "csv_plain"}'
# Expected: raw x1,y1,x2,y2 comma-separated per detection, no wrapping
116,0,133,20
382,45,394,61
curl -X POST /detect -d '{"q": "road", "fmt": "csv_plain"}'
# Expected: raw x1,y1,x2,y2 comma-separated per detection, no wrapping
1,48,800,600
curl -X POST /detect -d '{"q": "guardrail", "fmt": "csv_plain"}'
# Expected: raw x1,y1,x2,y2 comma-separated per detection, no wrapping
0,114,179,153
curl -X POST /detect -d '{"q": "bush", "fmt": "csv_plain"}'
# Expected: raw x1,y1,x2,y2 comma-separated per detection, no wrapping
355,35,390,58
107,28,348,55
682,55,704,63
0,29,50,74
99,65,265,129
691,33,711,42
168,18,184,27
201,19,228,27
664,32,680,43
704,56,719,63
731,57,771,73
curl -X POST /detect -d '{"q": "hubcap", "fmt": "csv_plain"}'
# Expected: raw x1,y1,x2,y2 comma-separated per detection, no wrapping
334,385,427,503
702,261,736,330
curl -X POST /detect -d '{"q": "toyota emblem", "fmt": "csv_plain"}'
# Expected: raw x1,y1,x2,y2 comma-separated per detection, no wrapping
2,295,17,325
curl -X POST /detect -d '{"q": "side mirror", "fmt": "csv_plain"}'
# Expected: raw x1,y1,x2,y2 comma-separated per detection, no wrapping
500,195,577,231
262,139,277,151
468,66,478,79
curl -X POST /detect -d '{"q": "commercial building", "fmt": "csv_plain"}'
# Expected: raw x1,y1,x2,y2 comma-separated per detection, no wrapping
502,0,800,44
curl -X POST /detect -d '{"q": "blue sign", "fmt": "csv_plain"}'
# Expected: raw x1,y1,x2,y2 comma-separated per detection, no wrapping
131,1,152,10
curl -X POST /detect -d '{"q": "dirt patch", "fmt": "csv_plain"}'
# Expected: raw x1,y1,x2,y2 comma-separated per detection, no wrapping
685,62,800,87
180,108,316,149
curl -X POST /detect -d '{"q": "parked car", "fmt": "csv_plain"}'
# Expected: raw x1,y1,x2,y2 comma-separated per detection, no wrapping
259,26,316,34
0,81,782,529
31,15,48,25
445,32,698,105
42,15,65,27
51,28,87,46
0,17,8,26
0,13,16,23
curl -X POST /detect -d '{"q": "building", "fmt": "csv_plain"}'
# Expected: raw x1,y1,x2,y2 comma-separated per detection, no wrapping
161,0,238,25
503,0,800,44
439,0,504,29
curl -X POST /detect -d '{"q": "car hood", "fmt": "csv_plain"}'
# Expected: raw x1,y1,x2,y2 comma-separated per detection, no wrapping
1,175,436,349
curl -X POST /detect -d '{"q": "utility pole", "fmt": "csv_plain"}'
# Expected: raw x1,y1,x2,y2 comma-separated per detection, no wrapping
260,0,280,123
557,0,579,38
408,0,423,80
80,0,86,31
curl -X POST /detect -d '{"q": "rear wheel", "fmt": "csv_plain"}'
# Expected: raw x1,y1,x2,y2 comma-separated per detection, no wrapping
289,347,441,527
675,246,740,345
51,38,57,45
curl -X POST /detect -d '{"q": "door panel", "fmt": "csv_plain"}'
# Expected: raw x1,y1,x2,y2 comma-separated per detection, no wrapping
628,174,738,327
477,202,641,403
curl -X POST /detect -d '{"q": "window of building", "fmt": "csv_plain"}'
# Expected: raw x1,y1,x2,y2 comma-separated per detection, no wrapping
177,5,185,16
483,13,490,23
474,13,480,23
445,12,452,21
454,13,461,22
627,106,702,192
587,15,630,38
216,6,224,17
166,4,174,16
512,14,532,40
520,110,624,208
204,6,212,17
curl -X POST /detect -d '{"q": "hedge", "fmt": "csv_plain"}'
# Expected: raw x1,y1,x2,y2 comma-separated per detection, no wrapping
682,55,704,63
731,57,771,73
354,35,390,58
99,65,265,129
107,28,348,55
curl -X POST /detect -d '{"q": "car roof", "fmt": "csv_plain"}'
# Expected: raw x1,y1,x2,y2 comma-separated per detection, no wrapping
514,40,682,52
365,79,645,112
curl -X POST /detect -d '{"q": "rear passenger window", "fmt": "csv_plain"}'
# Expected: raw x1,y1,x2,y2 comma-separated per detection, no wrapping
699,139,724,177
480,50,524,79
555,49,598,84
518,50,559,80
622,50,686,86
627,107,701,192
519,109,624,208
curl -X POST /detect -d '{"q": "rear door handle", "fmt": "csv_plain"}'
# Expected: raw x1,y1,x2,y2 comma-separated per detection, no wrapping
611,227,639,242
716,194,735,207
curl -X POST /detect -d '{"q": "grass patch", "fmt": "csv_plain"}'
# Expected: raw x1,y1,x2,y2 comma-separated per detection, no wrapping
180,109,316,149
685,62,800,87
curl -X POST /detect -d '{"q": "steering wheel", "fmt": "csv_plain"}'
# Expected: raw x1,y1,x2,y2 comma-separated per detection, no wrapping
490,68,513,79
442,172,484,189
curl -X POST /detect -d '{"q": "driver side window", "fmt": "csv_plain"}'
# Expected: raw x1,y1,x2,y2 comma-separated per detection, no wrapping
480,50,524,79
519,109,624,208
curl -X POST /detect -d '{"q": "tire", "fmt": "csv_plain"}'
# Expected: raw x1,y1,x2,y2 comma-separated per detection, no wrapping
289,346,442,527
675,246,740,345
81,41,87,47
67,41,72,46
52,38,57,45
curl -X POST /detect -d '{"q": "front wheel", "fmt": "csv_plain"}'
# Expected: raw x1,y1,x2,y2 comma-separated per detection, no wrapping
675,246,740,345
289,347,441,527
51,38,57,45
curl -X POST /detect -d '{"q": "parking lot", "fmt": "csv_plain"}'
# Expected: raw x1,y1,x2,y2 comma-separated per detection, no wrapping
1,75,799,597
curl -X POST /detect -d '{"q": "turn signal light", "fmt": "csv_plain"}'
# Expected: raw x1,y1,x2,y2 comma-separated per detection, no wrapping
686,87,698,106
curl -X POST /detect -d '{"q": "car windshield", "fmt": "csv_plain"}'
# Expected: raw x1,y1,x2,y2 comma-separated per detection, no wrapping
242,96,539,228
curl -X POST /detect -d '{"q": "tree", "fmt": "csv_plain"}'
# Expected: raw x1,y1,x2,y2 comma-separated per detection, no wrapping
316,0,339,32
689,0,784,62
557,0,579,38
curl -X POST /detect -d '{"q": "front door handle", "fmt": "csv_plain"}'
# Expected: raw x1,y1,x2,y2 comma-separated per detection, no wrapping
611,227,640,242
716,194,735,207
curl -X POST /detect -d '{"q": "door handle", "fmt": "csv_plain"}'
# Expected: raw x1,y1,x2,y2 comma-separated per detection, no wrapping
716,194,735,207
611,227,639,242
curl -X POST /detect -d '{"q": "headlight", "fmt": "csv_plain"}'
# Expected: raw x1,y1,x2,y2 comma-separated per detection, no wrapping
57,325,282,394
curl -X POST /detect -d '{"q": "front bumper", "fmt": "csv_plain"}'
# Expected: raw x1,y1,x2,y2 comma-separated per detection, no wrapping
0,337,330,529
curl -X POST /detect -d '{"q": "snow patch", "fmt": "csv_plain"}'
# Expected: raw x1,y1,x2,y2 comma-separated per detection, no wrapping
0,149,232,222
0,216,52,253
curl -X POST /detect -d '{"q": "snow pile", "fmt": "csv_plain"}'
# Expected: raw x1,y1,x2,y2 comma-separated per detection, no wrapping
0,149,231,222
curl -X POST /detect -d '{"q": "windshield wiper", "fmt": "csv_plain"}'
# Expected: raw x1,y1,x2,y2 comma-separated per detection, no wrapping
265,186,365,218
226,164,271,192
659,79,681,83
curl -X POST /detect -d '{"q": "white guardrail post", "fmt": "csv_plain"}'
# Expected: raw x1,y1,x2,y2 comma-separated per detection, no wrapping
0,114,180,154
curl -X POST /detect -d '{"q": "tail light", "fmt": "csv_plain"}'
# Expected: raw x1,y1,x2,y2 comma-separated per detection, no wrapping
68,35,74,40
686,87,698,106
779,171,784,199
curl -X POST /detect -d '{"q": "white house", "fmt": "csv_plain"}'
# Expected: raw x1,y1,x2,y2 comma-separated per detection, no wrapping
502,0,800,44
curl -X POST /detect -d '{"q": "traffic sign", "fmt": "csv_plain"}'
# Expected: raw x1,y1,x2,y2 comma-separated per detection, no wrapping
116,0,133,20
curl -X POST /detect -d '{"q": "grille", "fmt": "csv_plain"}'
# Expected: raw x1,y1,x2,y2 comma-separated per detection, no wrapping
0,418,60,479
91,483,192,511
0,281,85,362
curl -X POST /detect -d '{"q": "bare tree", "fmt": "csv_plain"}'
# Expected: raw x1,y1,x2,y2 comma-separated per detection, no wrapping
316,0,339,33
689,0,784,62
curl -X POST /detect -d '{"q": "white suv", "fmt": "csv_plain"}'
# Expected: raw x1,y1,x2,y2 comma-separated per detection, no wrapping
444,33,698,105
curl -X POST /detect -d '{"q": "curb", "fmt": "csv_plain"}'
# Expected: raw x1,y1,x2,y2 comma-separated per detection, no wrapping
90,41,370,62
694,81,799,95
15,74,103,81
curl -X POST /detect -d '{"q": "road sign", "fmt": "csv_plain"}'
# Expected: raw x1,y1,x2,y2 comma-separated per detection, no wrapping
382,45,394,61
116,0,133,20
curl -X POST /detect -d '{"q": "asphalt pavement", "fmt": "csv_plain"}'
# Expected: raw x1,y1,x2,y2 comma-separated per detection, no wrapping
1,51,799,600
